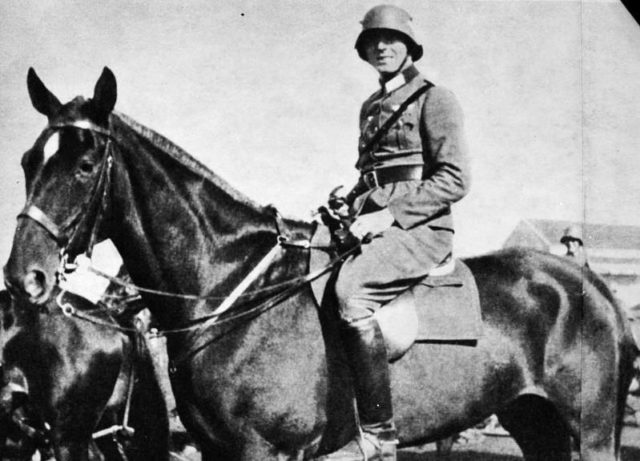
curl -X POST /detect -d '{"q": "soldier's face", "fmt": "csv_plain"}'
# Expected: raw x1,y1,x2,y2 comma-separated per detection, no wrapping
564,240,581,256
364,31,411,76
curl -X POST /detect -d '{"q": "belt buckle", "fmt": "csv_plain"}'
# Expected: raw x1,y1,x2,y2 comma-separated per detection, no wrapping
363,170,379,189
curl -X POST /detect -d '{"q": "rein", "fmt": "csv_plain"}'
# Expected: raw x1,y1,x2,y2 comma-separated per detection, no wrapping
55,238,359,337
84,237,331,301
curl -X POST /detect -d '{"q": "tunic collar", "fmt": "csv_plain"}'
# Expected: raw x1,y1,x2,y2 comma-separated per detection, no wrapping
380,65,420,94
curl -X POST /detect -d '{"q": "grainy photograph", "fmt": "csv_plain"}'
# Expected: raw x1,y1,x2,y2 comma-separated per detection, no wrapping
0,1,639,460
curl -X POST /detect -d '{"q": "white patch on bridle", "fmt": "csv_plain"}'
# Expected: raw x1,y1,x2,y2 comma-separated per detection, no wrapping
43,132,60,164
73,120,94,131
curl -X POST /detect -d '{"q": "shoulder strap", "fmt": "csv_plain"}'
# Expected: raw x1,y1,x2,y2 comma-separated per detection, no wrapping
361,81,434,155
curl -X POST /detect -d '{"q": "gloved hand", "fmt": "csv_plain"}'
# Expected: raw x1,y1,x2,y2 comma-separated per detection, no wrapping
327,185,350,217
317,205,360,253
349,209,395,241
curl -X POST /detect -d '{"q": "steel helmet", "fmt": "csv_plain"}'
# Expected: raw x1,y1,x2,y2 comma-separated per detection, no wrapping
560,224,584,245
355,5,423,61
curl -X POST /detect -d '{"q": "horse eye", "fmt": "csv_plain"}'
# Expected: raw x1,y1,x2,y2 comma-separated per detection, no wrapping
79,161,94,174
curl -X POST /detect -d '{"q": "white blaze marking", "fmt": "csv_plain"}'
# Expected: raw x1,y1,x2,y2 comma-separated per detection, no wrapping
43,132,60,163
73,120,94,130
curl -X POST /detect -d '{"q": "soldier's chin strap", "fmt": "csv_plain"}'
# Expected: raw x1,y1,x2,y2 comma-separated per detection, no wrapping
379,54,410,84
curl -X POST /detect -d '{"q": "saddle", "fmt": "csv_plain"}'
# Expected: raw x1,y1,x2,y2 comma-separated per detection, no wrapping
309,224,482,361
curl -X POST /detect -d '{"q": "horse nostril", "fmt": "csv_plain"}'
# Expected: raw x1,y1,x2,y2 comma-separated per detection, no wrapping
23,270,46,299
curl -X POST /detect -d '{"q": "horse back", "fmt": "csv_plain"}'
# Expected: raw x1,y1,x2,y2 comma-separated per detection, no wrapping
464,247,636,401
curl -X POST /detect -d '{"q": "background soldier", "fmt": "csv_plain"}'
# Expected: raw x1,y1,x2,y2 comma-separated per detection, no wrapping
560,224,589,268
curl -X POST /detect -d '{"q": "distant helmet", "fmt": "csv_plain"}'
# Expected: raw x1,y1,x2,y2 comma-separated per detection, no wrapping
560,225,584,245
355,5,423,62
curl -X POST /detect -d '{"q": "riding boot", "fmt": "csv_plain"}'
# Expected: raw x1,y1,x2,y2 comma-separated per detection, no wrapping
318,316,397,461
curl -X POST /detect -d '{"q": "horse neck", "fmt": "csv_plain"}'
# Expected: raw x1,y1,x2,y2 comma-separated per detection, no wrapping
108,117,309,324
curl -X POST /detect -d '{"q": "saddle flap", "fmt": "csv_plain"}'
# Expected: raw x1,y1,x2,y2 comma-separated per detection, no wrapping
414,260,482,341
375,260,483,360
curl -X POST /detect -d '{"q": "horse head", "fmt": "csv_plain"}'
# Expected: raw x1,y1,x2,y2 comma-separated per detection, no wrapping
4,68,118,304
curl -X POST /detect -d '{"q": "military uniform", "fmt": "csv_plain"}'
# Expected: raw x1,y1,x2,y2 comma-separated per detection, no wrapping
319,5,470,461
336,65,470,322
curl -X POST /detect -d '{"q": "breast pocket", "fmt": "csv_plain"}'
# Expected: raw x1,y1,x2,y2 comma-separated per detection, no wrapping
399,106,419,149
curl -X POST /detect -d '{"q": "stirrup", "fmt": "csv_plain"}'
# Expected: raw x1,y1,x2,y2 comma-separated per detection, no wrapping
360,425,398,461
316,430,398,461
378,437,398,461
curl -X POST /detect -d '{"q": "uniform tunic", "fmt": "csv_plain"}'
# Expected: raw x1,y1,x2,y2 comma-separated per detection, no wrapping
336,65,470,323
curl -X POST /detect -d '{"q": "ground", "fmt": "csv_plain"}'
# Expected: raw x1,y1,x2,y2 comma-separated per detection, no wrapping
400,423,640,460
167,423,640,460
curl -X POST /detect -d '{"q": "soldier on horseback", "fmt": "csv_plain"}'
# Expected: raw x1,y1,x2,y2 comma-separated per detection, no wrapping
321,4,471,460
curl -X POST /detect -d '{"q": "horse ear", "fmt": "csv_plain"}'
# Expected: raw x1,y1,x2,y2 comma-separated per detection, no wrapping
92,67,117,121
27,68,62,118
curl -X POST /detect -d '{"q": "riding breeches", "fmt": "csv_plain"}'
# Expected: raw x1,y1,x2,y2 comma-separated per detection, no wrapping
335,224,453,324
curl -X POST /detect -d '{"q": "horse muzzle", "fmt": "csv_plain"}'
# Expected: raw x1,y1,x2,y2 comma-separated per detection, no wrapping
3,264,53,306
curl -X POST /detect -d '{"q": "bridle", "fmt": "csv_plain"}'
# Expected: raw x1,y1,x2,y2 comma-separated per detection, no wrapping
18,120,115,277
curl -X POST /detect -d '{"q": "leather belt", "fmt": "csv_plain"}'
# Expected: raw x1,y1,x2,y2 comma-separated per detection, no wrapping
361,165,424,189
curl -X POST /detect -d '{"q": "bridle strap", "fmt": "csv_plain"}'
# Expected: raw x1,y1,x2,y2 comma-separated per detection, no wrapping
65,145,113,259
18,204,66,244
49,120,115,140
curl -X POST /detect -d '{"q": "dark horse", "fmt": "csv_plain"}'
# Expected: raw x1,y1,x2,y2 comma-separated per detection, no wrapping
0,286,169,461
4,67,636,461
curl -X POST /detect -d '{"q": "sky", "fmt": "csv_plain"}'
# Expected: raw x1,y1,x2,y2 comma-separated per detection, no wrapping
1,0,639,282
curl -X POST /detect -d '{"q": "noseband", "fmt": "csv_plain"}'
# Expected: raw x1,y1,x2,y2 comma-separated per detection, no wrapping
18,120,114,275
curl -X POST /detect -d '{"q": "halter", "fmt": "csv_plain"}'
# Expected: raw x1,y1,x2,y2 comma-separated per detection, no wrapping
18,120,114,276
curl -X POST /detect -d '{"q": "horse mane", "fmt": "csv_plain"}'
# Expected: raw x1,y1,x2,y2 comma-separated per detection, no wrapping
110,111,266,214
